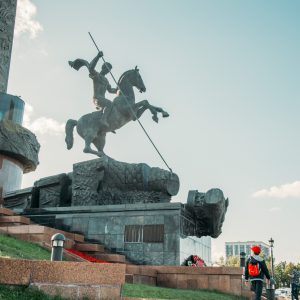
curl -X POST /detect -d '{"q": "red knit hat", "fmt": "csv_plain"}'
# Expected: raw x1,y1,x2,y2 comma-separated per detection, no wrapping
251,245,261,255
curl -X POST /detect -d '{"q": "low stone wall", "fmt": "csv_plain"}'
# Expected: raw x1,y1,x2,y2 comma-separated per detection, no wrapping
157,266,243,295
126,265,247,296
0,258,125,299
126,265,157,286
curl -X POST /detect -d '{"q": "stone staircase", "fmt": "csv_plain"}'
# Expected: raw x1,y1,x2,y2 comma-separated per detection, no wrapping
0,207,126,264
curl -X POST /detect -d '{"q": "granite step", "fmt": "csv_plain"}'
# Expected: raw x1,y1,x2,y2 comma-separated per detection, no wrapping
0,209,132,265
39,243,87,262
29,215,56,228
93,253,126,263
0,225,84,243
0,207,16,216
2,232,75,249
0,215,31,226
75,243,105,253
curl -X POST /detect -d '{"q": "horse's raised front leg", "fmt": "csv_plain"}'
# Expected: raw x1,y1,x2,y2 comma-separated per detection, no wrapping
134,100,159,122
150,105,169,119
133,100,150,120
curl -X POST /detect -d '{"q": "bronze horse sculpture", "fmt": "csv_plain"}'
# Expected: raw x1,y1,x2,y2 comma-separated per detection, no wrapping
65,67,169,156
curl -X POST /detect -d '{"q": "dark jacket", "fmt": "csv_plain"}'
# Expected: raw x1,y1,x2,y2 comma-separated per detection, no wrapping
245,255,271,282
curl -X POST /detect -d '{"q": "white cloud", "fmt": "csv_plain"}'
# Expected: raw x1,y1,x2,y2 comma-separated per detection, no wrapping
27,117,65,136
23,102,65,136
15,0,43,39
23,101,34,126
253,181,300,198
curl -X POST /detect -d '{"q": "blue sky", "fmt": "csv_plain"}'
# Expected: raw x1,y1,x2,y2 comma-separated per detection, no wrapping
9,0,300,263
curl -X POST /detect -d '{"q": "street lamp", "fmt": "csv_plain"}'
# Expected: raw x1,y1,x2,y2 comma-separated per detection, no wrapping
240,251,246,267
269,237,274,277
51,233,66,261
267,237,276,300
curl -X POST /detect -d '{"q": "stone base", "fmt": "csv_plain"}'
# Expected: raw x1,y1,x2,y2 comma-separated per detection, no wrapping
18,203,212,266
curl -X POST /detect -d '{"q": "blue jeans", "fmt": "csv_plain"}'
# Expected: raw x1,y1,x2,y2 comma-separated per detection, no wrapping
251,280,263,300
292,283,299,300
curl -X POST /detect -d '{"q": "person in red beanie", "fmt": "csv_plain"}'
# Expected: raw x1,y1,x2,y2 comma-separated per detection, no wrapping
244,245,271,300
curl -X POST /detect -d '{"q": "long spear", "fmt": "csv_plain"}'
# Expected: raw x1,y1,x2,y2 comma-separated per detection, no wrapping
87,32,173,173
88,32,120,92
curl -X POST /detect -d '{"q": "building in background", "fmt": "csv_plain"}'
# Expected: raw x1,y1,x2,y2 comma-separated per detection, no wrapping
225,241,270,259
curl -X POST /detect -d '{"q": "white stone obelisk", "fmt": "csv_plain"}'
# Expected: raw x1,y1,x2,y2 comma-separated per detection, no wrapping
0,0,18,93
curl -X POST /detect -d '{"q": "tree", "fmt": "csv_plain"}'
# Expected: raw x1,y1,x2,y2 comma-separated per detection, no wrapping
273,261,300,288
225,255,240,267
274,261,287,287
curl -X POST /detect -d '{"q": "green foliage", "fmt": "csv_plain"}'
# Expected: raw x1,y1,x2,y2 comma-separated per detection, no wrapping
122,283,247,300
0,234,50,260
225,256,240,267
274,261,300,288
0,285,64,300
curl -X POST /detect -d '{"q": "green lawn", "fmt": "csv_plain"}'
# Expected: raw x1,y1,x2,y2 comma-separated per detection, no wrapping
0,285,64,300
122,283,247,300
0,234,50,260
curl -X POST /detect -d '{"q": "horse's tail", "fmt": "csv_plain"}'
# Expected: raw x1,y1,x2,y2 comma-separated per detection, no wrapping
65,119,77,150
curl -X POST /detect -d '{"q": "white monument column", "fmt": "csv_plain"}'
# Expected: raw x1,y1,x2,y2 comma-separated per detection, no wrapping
0,0,40,200
0,0,18,93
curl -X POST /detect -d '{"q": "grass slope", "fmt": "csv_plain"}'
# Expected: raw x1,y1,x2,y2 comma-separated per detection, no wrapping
0,234,50,260
0,285,64,300
123,283,247,300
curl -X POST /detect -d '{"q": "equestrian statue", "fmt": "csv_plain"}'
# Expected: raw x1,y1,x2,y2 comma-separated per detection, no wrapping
65,51,169,157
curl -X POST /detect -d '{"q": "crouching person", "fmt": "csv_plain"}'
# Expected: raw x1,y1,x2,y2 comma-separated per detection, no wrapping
244,245,271,300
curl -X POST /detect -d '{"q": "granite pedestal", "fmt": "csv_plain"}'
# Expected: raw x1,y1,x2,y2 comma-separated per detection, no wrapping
18,203,211,265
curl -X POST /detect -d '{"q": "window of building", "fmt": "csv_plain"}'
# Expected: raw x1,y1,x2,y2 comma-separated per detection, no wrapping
143,224,164,243
262,246,269,258
226,245,233,257
234,245,239,256
124,225,143,243
124,224,164,243
246,245,251,255
240,245,245,253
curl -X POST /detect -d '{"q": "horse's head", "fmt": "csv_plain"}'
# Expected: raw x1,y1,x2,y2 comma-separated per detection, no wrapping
131,66,146,93
118,67,146,94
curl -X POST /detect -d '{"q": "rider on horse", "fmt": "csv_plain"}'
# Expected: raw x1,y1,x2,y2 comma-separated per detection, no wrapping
68,51,118,129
